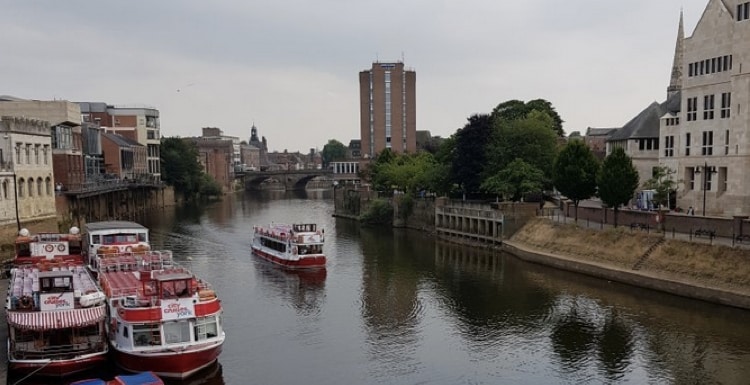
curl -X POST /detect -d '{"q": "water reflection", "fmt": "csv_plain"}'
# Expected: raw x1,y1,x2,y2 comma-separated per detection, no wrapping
252,260,327,315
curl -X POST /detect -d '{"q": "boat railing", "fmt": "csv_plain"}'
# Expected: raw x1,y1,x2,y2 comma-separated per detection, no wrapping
96,250,174,273
10,337,106,360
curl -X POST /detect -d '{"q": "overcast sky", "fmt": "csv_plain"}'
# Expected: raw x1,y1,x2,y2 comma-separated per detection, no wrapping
1,1,707,152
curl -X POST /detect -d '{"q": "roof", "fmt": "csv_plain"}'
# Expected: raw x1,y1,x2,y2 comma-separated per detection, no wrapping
608,91,681,141
84,221,148,232
585,127,618,137
102,132,143,147
7,306,105,330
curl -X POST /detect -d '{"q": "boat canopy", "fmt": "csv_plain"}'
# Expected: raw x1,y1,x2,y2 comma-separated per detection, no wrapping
8,306,105,330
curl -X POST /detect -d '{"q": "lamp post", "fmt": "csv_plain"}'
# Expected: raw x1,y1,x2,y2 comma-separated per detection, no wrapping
695,161,717,216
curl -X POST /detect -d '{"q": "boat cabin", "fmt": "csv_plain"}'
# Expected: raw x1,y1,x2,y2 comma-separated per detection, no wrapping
292,224,317,233
38,271,76,311
84,221,150,267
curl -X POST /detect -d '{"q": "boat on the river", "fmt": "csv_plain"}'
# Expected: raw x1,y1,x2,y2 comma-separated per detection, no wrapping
96,245,225,378
71,371,164,385
5,229,108,376
251,223,326,269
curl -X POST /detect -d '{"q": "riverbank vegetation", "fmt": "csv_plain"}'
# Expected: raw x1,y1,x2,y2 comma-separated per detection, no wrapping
511,218,750,295
160,137,222,201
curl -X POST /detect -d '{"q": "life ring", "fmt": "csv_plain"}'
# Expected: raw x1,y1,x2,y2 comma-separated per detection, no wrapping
57,244,65,252
125,246,133,252
45,244,54,253
18,296,33,310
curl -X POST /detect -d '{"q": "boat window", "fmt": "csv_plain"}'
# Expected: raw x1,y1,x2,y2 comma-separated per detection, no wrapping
92,235,101,244
122,324,128,338
103,235,115,245
194,316,219,341
164,320,191,344
138,233,147,242
133,324,161,346
16,243,30,257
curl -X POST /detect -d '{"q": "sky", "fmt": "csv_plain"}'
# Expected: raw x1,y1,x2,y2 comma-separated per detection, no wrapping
1,0,708,153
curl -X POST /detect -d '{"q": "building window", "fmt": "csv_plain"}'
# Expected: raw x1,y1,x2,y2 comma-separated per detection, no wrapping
664,135,674,157
34,145,40,164
719,167,728,193
738,2,750,21
18,178,24,198
705,168,714,191
721,92,731,118
686,167,695,190
43,145,49,165
702,131,714,156
685,133,691,156
725,130,730,155
2,180,7,199
45,177,51,196
687,97,697,121
27,179,33,197
704,94,715,120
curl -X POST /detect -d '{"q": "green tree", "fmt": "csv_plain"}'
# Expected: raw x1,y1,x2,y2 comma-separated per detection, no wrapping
161,137,203,198
553,140,600,222
321,139,347,167
597,147,639,227
481,158,545,201
161,137,222,201
452,114,494,196
642,166,678,211
492,99,564,137
485,110,559,184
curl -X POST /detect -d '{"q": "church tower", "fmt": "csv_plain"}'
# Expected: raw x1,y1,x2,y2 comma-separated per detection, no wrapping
667,10,684,99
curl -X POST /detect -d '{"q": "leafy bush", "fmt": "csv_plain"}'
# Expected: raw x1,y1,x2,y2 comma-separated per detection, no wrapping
359,199,393,225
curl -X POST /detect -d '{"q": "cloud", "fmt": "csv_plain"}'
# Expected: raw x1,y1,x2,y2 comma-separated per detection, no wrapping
0,0,706,151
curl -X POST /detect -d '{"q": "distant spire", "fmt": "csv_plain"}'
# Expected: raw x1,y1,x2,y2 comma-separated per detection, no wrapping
667,9,684,98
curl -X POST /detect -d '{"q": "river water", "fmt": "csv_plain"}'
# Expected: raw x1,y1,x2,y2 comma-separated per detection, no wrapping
16,190,750,385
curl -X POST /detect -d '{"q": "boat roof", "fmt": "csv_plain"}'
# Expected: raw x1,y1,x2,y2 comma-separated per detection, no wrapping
85,221,148,232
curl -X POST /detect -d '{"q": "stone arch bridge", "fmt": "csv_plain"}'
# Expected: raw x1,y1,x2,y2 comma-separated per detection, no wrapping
239,169,333,191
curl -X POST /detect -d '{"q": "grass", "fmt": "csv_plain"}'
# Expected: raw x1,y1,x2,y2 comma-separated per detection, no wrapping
510,218,750,295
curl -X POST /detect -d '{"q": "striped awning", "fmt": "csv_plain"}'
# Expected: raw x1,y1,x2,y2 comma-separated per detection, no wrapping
7,306,106,330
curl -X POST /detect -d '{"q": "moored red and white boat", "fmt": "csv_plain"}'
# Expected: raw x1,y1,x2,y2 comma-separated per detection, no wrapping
252,223,326,269
97,249,225,379
5,228,108,377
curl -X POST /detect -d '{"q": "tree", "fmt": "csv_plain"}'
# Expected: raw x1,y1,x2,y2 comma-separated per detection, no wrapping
161,137,203,197
597,147,639,227
642,166,678,211
485,110,559,184
161,137,222,201
491,99,564,137
553,140,600,222
481,159,545,201
321,139,347,167
452,114,494,196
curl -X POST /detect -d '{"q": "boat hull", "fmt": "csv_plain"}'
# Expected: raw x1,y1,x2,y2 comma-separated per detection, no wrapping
9,352,107,377
252,246,326,269
112,342,223,379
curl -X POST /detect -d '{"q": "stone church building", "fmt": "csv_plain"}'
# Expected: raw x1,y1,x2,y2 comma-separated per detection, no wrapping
608,0,750,216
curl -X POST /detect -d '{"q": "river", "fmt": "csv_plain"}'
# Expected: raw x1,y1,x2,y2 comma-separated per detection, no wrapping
14,190,750,384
